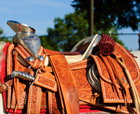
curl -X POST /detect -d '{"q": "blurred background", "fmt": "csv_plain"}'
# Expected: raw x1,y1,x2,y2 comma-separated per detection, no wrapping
0,0,140,51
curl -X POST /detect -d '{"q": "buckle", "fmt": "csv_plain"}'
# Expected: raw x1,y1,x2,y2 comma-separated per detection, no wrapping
29,68,41,88
5,82,9,89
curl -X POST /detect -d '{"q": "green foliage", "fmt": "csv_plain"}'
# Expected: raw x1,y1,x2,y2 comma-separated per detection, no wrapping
0,28,4,41
94,26,124,46
47,11,89,51
45,11,123,51
0,27,12,43
0,29,3,35
71,0,140,31
39,35,59,50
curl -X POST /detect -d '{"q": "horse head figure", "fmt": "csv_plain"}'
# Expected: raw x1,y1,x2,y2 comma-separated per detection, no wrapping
7,20,40,58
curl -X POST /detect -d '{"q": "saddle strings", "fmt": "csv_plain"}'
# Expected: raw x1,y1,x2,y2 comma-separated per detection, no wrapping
106,55,129,107
14,51,19,112
114,52,140,114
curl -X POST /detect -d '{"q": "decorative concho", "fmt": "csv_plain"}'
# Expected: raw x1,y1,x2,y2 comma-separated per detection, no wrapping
38,55,44,60
27,56,34,62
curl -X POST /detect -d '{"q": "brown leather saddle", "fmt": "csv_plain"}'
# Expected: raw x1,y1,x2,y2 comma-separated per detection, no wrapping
1,39,140,114
0,21,140,114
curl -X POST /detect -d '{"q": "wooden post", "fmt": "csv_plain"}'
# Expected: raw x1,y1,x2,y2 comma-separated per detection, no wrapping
89,0,94,36
138,32,140,50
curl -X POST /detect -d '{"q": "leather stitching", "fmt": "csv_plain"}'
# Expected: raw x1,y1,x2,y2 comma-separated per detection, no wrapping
50,92,52,114
36,87,39,114
18,45,30,57
15,48,26,59
71,64,93,70
115,43,139,83
36,75,56,90
70,59,90,66
29,86,33,114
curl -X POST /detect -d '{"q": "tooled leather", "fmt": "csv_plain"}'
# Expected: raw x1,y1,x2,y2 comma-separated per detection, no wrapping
7,43,14,109
7,44,46,112
32,46,45,69
15,44,32,59
92,54,131,103
3,44,82,113
14,50,20,110
44,48,81,56
10,60,27,109
15,45,45,70
51,92,63,114
48,91,63,114
4,42,133,113
0,80,13,93
70,58,98,104
27,84,42,114
34,71,57,92
15,44,34,66
71,67,101,105
49,55,79,114
7,43,14,76
91,43,140,104
95,96,131,113
69,58,94,70
27,46,44,114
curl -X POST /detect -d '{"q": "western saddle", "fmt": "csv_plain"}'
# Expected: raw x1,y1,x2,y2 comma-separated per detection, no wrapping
0,21,140,114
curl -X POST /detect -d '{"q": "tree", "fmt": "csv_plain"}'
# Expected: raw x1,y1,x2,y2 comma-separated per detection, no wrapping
39,35,59,50
46,11,123,51
71,0,140,31
0,27,12,43
0,28,5,41
47,11,89,51
0,28,3,37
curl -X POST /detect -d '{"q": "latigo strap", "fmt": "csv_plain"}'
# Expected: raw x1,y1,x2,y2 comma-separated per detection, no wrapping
49,55,79,114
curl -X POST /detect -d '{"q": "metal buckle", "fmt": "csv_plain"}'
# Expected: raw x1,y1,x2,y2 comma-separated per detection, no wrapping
5,82,9,89
29,68,41,88
121,78,127,84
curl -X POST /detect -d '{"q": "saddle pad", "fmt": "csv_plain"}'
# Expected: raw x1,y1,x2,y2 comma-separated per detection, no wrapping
91,43,140,104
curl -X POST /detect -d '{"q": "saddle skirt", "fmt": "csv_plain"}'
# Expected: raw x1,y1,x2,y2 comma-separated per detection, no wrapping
89,43,140,113
91,43,140,103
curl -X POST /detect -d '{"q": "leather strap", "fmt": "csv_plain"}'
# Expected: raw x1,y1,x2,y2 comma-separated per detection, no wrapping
49,55,79,114
99,54,120,98
106,55,129,106
27,71,42,114
0,79,13,93
14,51,20,111
34,71,57,92
7,43,15,109
114,52,140,113
26,46,45,114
